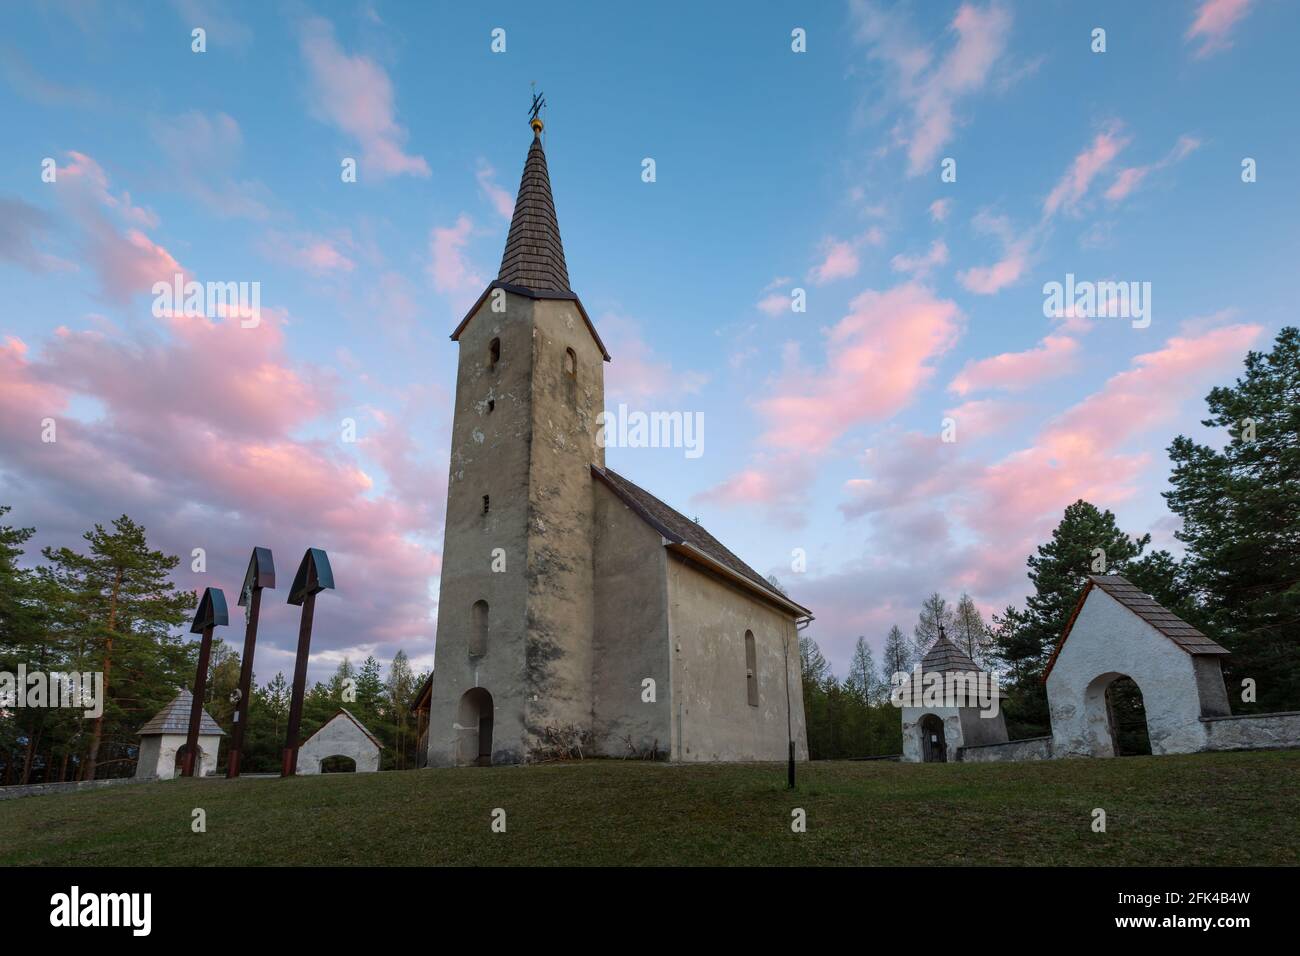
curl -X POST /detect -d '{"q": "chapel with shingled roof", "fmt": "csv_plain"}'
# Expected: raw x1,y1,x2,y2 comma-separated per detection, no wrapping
424,110,811,767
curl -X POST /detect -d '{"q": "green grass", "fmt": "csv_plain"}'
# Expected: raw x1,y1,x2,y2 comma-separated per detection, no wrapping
4,751,1298,866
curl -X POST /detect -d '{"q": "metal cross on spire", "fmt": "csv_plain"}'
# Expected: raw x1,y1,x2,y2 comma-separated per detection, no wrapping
529,82,546,134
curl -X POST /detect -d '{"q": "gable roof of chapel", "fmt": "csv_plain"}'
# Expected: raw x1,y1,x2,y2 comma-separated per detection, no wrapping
1042,574,1229,680
137,688,224,737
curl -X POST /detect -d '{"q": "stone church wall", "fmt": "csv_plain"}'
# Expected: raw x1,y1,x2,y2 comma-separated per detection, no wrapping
665,555,808,761
590,481,671,757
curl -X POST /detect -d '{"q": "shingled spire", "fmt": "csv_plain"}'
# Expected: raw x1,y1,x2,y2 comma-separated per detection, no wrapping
497,119,571,294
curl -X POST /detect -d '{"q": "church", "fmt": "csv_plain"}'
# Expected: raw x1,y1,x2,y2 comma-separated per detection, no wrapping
422,112,812,767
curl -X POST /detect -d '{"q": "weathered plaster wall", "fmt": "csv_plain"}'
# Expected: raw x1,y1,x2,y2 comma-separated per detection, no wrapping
1047,588,1210,756
666,555,808,762
590,481,671,757
136,732,220,778
297,714,381,774
427,293,536,767
1202,711,1300,751
900,706,962,762
958,736,1054,762
958,706,1010,747
523,299,606,744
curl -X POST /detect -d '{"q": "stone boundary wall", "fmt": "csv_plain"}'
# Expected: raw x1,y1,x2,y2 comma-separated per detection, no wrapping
1201,711,1300,752
958,736,1054,762
0,774,157,801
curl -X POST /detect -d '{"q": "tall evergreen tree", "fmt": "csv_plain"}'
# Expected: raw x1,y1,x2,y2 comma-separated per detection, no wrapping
38,516,193,779
992,500,1150,734
1164,327,1300,710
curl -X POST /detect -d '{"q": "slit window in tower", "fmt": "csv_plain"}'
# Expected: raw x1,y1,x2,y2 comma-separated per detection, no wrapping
488,337,501,369
564,348,577,407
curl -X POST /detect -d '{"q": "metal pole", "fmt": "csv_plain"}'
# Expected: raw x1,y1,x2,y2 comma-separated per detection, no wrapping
226,587,261,778
281,590,316,777
182,624,215,778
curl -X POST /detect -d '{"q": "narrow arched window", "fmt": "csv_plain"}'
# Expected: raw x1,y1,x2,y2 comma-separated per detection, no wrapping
744,630,758,707
563,347,577,407
488,338,501,369
470,600,489,658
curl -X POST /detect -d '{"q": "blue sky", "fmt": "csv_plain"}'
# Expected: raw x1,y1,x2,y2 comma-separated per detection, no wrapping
1,0,1297,681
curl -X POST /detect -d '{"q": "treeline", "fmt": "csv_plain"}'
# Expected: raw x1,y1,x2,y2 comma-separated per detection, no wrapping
0,514,427,783
800,326,1299,753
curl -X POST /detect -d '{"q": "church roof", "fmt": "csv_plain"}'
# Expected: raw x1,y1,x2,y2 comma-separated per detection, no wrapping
918,633,984,674
1042,574,1229,680
137,688,224,737
498,130,570,293
451,123,611,361
592,465,811,617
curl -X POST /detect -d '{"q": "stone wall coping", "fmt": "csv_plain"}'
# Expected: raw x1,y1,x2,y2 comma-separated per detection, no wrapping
959,735,1052,749
1200,711,1300,722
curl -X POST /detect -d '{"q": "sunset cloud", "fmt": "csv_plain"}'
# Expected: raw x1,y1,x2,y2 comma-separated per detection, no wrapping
1186,0,1254,57
299,17,430,180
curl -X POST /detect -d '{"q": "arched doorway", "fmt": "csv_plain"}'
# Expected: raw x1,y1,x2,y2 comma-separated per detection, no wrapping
1105,675,1152,756
174,744,202,778
320,755,358,773
1083,672,1152,756
920,714,946,763
456,688,494,767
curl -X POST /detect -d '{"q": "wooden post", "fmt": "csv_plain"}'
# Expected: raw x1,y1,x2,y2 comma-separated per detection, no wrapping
228,548,275,778
182,587,228,778
281,549,334,777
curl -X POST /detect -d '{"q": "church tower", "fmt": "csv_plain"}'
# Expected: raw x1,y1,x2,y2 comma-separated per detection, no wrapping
426,111,611,766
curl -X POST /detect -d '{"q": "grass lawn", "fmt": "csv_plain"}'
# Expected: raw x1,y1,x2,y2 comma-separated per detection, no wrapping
3,750,1298,866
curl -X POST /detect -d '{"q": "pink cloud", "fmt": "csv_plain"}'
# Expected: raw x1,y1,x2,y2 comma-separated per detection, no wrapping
1105,135,1201,202
261,231,355,276
149,111,270,220
808,238,861,285
759,283,963,453
853,1,1014,176
929,198,952,222
956,209,1033,295
0,311,444,675
1187,0,1254,57
949,334,1079,395
476,160,515,220
426,214,483,303
54,151,186,303
299,17,430,180
600,314,708,402
811,320,1264,665
890,239,949,277
1043,124,1129,217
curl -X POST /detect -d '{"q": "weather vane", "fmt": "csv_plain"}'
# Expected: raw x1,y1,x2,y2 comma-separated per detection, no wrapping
529,83,546,134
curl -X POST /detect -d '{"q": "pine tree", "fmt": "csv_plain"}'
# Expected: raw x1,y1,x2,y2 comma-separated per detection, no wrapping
1164,326,1300,710
39,516,194,779
991,500,1150,735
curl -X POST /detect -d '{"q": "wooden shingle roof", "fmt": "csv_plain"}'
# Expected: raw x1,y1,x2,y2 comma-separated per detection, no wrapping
1042,574,1229,680
497,131,570,293
137,688,224,737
